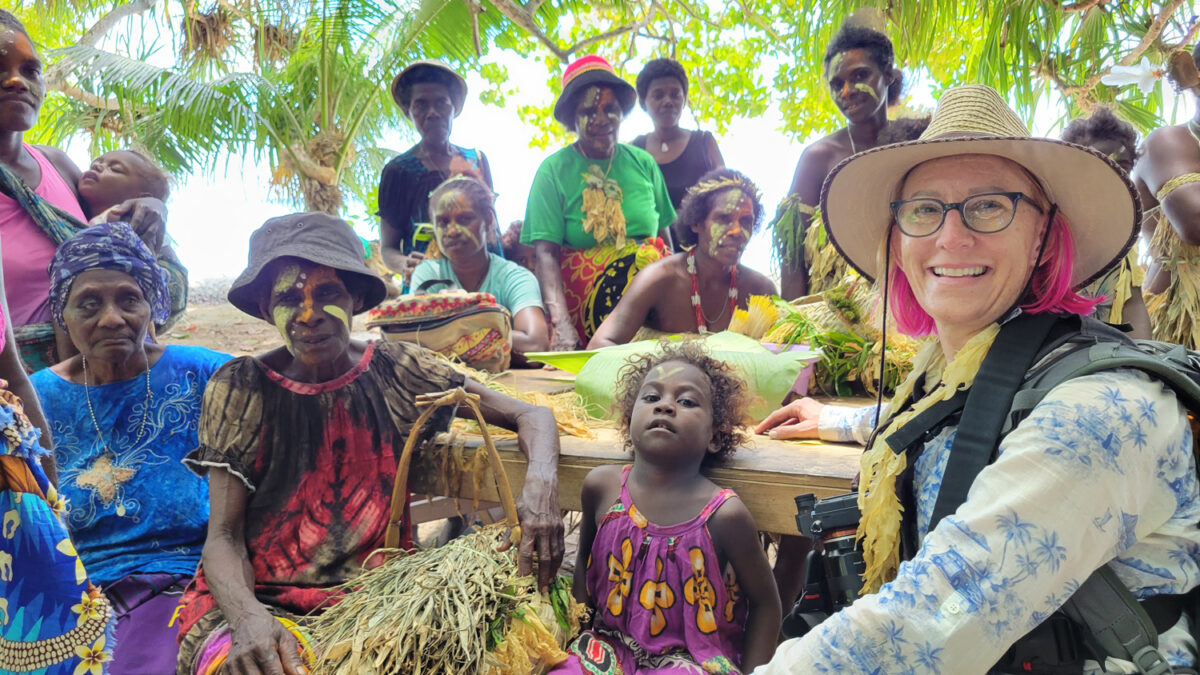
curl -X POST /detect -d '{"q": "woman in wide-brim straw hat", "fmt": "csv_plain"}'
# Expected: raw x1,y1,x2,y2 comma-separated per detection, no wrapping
522,54,676,349
378,59,500,283
754,85,1200,672
173,212,564,674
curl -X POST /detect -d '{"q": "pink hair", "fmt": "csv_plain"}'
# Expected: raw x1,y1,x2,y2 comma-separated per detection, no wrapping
886,211,1102,337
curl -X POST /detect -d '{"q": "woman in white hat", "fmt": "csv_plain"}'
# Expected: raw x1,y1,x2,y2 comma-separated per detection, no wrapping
378,60,498,282
755,85,1200,672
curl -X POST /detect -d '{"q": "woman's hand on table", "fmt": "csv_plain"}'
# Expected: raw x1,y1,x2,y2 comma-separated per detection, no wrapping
755,397,825,440
226,612,307,675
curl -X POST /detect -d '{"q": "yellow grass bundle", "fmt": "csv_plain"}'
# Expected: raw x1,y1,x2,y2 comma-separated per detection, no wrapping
726,308,749,335
308,389,588,674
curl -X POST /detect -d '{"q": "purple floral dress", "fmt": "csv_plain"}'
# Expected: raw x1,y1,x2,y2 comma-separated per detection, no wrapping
553,466,747,674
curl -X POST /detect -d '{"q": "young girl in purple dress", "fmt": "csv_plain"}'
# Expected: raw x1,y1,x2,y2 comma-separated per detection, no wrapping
554,341,781,674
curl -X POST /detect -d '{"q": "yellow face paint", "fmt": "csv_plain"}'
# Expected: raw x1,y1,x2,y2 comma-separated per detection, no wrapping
654,364,686,380
323,304,349,329
705,189,754,257
433,190,483,253
274,264,301,295
273,304,295,352
853,82,880,102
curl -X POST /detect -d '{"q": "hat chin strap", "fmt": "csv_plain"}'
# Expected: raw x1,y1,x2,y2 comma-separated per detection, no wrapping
871,203,1058,424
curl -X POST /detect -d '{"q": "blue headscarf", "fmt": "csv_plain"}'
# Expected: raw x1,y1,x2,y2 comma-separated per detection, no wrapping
48,222,170,328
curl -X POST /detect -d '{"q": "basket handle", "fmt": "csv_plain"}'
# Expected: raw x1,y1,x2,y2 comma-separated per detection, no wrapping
385,387,521,549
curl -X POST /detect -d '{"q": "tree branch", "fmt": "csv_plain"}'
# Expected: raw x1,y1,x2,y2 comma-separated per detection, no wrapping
1060,0,1103,13
77,0,156,48
736,0,782,42
1051,0,1187,102
566,23,639,56
1168,17,1200,51
485,0,568,61
48,81,141,112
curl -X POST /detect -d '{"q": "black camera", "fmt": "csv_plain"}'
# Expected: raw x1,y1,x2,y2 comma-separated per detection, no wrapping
781,492,866,638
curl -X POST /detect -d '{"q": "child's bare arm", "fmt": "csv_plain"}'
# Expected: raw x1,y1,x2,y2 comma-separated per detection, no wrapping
709,497,782,671
573,465,623,607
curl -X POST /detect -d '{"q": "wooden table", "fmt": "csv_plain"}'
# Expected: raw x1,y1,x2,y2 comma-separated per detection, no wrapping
407,369,866,535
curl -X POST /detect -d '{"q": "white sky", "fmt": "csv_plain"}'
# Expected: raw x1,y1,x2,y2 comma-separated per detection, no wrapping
55,49,1196,284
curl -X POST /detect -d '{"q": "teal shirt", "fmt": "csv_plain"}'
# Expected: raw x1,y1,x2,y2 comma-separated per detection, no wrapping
521,144,675,250
410,253,545,317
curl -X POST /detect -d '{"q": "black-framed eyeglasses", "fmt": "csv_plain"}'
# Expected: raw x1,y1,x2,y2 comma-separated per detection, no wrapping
889,192,1044,238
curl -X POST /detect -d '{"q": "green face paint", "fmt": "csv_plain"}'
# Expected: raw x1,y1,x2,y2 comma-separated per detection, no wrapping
274,264,301,295
323,304,349,329
703,189,754,258
853,82,880,101
272,304,295,353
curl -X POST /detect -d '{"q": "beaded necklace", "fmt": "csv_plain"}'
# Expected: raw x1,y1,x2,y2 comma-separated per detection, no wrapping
82,355,152,456
687,248,738,334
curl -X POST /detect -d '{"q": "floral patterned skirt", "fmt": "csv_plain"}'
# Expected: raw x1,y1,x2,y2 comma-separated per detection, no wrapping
0,389,111,674
562,239,666,343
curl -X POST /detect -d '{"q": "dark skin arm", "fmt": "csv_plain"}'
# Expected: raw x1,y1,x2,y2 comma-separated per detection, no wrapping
532,240,581,350
511,307,549,355
572,465,623,606
379,215,423,278
780,141,839,300
704,132,725,170
741,266,779,298
464,378,564,590
202,469,306,675
1133,126,1200,245
587,260,668,348
1124,286,1152,340
708,496,782,671
1134,175,1171,295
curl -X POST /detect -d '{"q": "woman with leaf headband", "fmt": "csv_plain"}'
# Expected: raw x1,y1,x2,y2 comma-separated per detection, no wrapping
0,10,186,371
1131,45,1200,349
771,24,916,300
522,55,675,349
588,168,776,347
755,86,1200,672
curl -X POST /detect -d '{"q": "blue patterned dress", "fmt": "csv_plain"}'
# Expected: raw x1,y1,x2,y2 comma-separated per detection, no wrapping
759,369,1200,673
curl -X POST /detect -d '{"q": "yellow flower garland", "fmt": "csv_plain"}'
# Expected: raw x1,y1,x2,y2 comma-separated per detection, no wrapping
856,324,999,592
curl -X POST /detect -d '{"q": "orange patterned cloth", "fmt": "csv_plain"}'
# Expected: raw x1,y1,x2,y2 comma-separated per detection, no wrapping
562,239,667,342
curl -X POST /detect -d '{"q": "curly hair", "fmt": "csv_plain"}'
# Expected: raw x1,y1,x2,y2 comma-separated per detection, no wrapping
673,168,764,249
823,25,902,106
1061,107,1138,159
612,339,750,463
636,58,688,107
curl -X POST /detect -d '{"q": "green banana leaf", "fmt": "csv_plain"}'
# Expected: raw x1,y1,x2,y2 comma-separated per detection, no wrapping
573,331,821,421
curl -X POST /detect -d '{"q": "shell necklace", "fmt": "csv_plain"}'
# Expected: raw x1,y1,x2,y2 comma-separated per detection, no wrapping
687,248,738,334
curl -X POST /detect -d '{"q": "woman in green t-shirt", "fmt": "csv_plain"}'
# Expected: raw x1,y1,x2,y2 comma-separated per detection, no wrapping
521,55,675,350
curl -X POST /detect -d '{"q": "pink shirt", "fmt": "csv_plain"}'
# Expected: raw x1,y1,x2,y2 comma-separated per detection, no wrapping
0,144,86,327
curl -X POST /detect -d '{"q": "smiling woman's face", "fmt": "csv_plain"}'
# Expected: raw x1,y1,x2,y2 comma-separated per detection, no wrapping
264,259,356,366
896,154,1049,339
63,269,151,363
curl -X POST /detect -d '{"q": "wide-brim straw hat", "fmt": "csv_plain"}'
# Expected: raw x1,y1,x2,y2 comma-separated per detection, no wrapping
391,60,468,118
820,84,1140,289
228,212,387,321
553,55,637,130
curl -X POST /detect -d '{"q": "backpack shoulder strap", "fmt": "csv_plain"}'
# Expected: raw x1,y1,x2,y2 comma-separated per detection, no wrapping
926,312,1064,530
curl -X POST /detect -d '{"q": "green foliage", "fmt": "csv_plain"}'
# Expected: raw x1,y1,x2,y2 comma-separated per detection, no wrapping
13,0,1198,214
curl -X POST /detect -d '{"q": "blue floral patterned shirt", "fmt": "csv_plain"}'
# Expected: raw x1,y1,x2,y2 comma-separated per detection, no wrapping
759,369,1200,673
31,345,231,587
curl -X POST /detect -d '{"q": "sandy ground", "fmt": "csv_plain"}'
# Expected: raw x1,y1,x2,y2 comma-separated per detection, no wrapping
156,301,373,355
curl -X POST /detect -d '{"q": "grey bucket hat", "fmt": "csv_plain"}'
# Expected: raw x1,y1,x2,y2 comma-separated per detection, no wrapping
228,212,387,320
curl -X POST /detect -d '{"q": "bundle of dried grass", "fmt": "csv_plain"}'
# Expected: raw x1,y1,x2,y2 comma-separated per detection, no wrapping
308,389,587,674
180,6,235,63
437,356,601,439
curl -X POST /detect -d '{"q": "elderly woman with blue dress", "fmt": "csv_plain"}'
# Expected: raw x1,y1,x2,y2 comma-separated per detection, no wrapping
29,222,230,674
